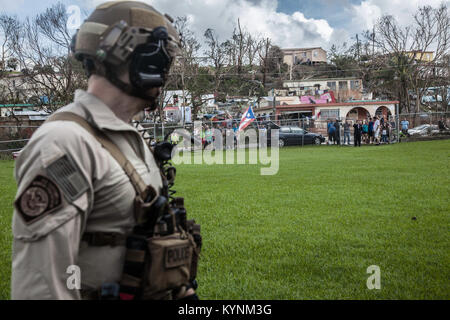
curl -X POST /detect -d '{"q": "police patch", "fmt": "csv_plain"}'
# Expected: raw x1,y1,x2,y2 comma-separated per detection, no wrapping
16,175,62,224
165,244,192,269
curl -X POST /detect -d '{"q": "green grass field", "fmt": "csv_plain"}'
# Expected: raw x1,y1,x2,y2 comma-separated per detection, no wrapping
1,140,449,299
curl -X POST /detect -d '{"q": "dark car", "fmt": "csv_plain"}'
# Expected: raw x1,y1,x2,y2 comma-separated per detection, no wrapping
269,126,325,147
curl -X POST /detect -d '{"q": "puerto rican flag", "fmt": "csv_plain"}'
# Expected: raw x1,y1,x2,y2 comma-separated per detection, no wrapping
312,111,321,120
238,105,256,132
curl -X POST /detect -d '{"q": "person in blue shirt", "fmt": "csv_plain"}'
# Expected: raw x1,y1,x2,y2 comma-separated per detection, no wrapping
401,118,409,135
362,120,369,144
368,117,374,144
328,120,336,144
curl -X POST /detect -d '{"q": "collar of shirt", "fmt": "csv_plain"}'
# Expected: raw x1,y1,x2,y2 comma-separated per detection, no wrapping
72,89,139,134
61,89,149,163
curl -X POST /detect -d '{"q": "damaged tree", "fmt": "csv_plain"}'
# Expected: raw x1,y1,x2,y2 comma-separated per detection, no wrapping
5,2,86,112
366,4,450,114
165,16,215,121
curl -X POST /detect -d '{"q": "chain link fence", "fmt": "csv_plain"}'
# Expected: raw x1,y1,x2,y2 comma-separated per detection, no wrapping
136,112,449,147
1,112,449,156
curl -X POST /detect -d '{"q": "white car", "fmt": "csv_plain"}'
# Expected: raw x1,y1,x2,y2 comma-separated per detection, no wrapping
408,124,439,136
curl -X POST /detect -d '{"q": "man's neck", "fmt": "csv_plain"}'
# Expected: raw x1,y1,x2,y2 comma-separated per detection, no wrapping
87,75,144,123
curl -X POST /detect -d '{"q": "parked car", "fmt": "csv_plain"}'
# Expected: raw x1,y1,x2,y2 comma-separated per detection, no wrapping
408,124,439,136
269,126,325,147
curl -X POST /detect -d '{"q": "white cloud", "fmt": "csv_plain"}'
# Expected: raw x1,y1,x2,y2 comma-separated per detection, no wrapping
81,0,450,52
350,0,449,31
350,1,383,31
86,0,334,49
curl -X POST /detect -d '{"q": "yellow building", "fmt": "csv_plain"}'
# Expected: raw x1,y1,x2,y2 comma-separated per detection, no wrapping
405,51,434,62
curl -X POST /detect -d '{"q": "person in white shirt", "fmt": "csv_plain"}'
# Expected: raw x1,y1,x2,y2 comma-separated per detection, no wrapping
373,116,381,144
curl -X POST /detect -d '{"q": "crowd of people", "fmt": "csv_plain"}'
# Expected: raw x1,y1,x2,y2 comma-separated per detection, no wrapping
169,120,273,149
169,113,405,149
202,122,270,148
327,116,395,147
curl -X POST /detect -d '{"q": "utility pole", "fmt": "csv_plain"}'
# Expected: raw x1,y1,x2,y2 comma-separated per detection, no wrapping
181,72,186,126
356,34,360,62
372,26,375,56
272,88,276,121
396,103,400,143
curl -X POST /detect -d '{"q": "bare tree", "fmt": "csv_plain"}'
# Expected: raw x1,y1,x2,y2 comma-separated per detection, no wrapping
0,14,19,71
224,20,263,77
367,4,450,114
0,14,21,105
167,17,215,120
5,2,86,112
233,19,246,75
204,28,227,96
258,37,271,90
246,33,262,74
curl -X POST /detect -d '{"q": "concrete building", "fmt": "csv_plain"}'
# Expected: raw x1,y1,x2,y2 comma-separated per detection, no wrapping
254,100,398,121
282,77,367,102
160,90,216,123
0,72,52,104
282,47,327,66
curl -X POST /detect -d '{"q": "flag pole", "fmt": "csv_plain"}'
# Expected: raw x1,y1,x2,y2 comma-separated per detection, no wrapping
253,102,260,128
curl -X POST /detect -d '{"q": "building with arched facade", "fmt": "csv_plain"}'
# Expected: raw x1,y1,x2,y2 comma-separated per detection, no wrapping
254,100,399,121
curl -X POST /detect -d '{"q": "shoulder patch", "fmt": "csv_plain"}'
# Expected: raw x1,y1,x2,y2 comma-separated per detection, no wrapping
15,176,63,225
46,155,89,202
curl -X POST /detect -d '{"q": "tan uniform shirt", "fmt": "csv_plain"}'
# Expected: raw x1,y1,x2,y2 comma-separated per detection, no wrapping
11,89,163,299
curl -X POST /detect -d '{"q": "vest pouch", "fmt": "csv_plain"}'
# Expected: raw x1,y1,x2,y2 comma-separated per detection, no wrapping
142,232,193,299
186,220,202,282
134,194,162,226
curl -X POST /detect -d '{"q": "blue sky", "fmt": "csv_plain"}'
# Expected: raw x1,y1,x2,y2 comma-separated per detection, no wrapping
277,0,361,26
2,0,448,50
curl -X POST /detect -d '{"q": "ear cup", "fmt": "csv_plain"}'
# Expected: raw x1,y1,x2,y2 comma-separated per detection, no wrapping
129,40,171,89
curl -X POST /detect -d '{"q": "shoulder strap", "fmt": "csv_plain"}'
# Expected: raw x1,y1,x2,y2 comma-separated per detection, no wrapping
46,112,156,202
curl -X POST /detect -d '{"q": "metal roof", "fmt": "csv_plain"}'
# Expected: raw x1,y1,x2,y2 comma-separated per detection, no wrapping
0,104,34,108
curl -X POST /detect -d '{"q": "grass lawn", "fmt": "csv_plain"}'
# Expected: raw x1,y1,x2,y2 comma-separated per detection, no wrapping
0,140,449,299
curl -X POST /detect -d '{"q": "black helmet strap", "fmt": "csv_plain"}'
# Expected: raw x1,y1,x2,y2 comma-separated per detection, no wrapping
105,68,158,110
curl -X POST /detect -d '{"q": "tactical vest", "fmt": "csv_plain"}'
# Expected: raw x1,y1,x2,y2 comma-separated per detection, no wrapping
47,112,202,300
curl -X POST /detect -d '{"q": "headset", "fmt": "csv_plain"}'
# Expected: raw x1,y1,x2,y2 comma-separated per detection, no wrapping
129,26,172,89
71,20,174,101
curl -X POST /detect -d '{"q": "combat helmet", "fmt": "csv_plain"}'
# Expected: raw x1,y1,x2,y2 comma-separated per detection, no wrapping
71,1,180,102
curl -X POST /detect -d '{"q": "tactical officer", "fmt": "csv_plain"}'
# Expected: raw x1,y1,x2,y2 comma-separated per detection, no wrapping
11,1,198,300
